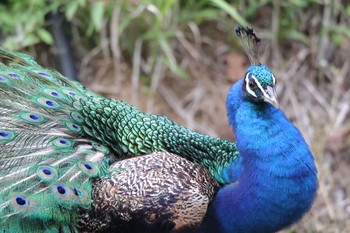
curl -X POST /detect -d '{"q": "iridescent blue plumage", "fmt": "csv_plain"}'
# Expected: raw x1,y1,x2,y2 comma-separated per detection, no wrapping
247,65,273,85
197,28,318,233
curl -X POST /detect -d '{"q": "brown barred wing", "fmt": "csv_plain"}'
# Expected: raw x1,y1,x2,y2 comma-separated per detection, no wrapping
78,152,219,233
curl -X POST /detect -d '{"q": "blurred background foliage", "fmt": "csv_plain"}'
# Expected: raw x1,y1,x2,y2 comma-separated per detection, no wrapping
0,0,350,232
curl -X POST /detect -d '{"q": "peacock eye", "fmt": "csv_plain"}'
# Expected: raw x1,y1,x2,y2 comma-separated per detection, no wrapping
249,80,257,89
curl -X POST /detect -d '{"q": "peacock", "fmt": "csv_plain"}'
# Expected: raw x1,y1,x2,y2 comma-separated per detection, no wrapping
0,26,318,233
0,38,235,232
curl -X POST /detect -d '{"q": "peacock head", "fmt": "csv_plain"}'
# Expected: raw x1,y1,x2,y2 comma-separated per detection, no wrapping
235,26,279,108
242,64,279,108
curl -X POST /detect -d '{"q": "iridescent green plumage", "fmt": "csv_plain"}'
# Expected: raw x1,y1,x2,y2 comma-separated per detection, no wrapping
0,48,238,232
81,97,239,181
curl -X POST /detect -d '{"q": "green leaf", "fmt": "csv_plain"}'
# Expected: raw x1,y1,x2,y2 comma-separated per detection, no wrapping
91,1,105,31
66,1,80,20
22,34,40,47
36,28,53,44
331,34,343,47
209,0,248,26
159,0,175,16
347,5,350,17
77,0,87,6
180,9,220,23
162,56,188,79
158,36,175,67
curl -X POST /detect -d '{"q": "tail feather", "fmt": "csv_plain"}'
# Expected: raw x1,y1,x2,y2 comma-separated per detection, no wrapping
0,49,112,231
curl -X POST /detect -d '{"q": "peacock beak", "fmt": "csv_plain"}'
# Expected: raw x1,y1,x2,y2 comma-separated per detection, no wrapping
263,86,279,108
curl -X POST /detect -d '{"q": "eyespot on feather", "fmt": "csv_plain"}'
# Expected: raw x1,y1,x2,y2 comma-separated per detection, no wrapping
65,121,82,133
9,194,33,213
35,97,59,109
18,112,46,125
0,130,17,142
52,138,73,148
51,184,76,206
70,111,84,123
42,88,64,99
73,187,91,207
37,166,58,182
6,72,21,79
34,70,52,78
0,75,8,82
79,161,99,177
62,88,77,97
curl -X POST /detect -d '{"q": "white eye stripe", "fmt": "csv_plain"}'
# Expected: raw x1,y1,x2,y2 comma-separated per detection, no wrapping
245,73,257,97
251,75,271,99
272,74,276,86
251,75,265,93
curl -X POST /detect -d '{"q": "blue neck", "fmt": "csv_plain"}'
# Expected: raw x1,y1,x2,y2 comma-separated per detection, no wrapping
198,80,318,233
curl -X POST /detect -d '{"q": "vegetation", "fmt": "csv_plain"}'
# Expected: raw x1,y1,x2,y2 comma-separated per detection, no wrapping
0,0,349,232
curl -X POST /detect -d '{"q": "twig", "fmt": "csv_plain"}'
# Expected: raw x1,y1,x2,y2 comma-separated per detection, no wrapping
131,39,142,105
110,7,122,92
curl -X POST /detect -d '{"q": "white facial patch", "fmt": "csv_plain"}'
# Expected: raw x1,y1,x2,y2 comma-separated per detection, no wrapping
272,74,276,86
245,73,257,97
